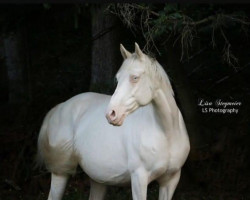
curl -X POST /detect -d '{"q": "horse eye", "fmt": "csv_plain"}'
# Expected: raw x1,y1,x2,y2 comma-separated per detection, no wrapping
130,75,140,83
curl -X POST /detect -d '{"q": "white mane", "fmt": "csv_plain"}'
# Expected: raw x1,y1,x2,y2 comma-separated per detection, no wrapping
130,53,174,96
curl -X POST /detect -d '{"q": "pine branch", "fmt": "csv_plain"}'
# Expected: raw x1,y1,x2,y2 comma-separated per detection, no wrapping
131,4,216,26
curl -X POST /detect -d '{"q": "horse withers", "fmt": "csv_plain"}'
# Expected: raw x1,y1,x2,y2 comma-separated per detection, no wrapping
37,43,190,200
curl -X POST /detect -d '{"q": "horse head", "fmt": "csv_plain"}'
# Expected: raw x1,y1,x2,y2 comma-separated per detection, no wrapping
106,43,164,126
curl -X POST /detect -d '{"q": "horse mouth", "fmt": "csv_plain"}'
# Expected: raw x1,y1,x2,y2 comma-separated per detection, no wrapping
106,113,126,126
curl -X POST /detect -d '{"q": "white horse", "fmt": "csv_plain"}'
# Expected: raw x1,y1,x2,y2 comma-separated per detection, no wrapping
37,43,190,200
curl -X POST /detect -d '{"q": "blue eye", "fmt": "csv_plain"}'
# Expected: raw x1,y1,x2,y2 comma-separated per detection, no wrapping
130,75,140,83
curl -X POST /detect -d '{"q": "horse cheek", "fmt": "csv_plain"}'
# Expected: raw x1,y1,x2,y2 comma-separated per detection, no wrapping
138,83,152,106
138,91,152,106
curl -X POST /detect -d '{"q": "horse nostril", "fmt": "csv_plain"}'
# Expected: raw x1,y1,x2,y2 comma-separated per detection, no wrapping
106,109,117,123
110,110,116,120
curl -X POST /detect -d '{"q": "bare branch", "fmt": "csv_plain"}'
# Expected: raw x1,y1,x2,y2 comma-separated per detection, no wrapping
188,15,216,26
127,4,216,27
107,3,249,66
220,28,239,68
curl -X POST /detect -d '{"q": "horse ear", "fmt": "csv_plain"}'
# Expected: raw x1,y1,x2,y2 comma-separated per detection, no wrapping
120,44,132,59
135,42,144,60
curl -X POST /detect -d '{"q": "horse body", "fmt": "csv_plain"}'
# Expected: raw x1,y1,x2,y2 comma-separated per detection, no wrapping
38,43,190,200
39,92,185,182
77,93,175,184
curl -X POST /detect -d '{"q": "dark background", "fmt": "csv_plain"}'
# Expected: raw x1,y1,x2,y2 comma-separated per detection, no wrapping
0,4,249,200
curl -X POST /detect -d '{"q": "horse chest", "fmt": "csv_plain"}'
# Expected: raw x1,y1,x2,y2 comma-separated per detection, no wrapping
126,128,189,181
126,129,170,178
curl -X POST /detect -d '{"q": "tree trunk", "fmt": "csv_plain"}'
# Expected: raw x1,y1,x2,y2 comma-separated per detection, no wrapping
90,4,122,94
0,35,8,103
3,30,27,104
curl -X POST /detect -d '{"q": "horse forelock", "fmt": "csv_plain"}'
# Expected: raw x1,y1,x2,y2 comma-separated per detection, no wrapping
135,53,174,96
118,53,174,96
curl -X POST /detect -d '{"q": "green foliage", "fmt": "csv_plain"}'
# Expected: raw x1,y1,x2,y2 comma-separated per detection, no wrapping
151,4,184,39
43,3,51,10
163,4,178,13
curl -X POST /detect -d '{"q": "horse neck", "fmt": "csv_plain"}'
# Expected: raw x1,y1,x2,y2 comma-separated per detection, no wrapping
152,80,180,134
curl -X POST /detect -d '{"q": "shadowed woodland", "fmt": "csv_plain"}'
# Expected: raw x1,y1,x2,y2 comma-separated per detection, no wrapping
0,4,249,200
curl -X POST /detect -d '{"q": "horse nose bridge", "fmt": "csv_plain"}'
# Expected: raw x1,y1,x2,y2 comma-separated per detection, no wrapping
106,95,123,122
109,91,122,107
106,102,118,116
106,81,128,119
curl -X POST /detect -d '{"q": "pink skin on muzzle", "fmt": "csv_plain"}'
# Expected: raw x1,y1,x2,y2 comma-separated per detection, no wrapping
105,107,126,126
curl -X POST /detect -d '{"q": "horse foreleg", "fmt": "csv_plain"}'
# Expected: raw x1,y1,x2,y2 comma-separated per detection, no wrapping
131,169,148,200
158,170,181,200
48,173,68,200
88,179,107,200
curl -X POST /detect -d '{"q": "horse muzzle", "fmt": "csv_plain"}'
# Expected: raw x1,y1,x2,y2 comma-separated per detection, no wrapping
105,109,126,126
